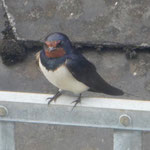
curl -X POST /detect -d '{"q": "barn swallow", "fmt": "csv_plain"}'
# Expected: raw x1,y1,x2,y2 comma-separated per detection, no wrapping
38,32,124,108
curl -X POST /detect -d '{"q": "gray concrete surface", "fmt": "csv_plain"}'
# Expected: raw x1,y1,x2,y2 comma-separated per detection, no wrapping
15,123,113,150
0,0,150,150
3,0,150,44
0,50,150,99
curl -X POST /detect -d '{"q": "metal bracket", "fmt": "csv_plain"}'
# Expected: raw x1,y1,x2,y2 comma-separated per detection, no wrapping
0,91,149,150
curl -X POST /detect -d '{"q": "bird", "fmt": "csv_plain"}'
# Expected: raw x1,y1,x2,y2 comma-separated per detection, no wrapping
37,32,124,108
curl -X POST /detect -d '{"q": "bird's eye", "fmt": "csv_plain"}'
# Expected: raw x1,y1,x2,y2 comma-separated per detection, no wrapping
57,41,63,47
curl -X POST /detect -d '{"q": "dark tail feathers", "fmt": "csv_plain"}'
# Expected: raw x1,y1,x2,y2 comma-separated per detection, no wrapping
89,84,124,96
102,85,124,96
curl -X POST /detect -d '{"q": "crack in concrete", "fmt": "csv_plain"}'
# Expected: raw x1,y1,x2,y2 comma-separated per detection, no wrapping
1,0,23,40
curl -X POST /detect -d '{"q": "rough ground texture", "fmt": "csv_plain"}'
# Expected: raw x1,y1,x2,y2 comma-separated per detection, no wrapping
0,0,150,150
4,0,150,44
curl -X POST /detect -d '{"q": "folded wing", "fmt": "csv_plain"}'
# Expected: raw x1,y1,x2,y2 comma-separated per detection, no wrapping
66,54,124,96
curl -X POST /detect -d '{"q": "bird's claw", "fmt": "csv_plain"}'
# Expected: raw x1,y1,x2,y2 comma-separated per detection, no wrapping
71,94,81,110
71,99,81,104
46,96,57,105
46,90,62,105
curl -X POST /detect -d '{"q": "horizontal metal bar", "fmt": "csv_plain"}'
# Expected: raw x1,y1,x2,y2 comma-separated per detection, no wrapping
0,91,150,131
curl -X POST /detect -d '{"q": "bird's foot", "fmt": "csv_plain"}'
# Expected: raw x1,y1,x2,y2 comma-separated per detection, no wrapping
71,94,82,110
46,90,62,105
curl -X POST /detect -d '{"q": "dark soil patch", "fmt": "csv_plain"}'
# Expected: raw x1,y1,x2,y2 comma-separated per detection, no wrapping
0,40,26,65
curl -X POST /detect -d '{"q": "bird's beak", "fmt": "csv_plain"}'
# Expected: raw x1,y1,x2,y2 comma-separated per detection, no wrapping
48,47,56,51
45,41,56,51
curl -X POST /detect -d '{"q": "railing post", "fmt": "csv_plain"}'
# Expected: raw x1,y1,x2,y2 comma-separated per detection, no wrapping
113,129,142,150
0,122,15,150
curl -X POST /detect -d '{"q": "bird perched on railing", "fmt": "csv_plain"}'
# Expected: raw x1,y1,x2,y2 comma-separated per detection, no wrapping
37,32,124,108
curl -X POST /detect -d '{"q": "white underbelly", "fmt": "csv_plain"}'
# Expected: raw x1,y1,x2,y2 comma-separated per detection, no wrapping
39,60,89,94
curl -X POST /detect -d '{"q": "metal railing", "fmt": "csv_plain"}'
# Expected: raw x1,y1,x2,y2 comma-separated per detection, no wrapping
0,91,149,150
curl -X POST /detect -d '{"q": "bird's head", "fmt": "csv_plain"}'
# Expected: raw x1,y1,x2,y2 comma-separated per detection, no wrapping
43,32,73,58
